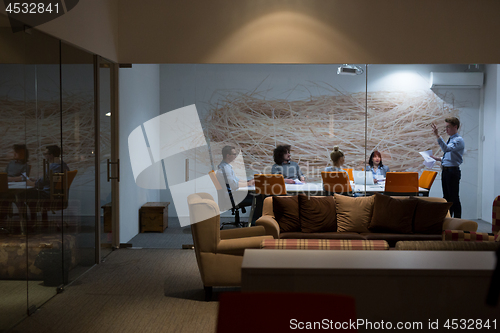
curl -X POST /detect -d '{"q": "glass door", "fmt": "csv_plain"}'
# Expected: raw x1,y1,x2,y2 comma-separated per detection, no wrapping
97,58,113,260
0,14,30,329
98,58,116,259
24,27,62,318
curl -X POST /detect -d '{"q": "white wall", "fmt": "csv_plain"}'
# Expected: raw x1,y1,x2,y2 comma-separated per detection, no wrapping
119,65,161,243
482,65,500,221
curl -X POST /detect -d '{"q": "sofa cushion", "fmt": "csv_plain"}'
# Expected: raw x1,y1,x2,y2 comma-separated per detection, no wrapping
280,232,365,240
272,196,301,233
442,230,499,242
412,197,453,234
298,194,337,233
369,193,417,234
362,233,441,248
395,240,500,251
261,239,389,250
334,194,374,233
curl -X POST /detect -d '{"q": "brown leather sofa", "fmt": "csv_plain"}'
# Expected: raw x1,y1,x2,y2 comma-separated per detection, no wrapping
256,195,478,247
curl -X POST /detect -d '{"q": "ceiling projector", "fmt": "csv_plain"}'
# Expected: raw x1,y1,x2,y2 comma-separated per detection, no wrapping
337,64,363,75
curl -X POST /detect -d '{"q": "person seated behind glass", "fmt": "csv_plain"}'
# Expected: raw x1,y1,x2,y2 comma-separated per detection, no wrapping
217,145,254,190
271,145,305,184
325,146,348,175
366,150,390,183
216,145,254,216
20,145,70,223
6,144,29,182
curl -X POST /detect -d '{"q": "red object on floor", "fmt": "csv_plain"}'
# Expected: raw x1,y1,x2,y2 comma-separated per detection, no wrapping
217,292,357,332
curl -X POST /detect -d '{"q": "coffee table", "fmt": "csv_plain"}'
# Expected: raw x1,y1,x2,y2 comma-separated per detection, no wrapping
242,249,498,326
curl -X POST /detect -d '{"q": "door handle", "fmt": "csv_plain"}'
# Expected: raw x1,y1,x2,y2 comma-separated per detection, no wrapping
107,159,120,182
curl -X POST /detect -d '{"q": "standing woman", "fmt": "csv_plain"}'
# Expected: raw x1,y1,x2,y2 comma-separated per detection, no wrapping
366,151,390,183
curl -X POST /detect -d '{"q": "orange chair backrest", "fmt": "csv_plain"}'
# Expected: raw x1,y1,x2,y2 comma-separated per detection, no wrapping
254,174,287,195
385,172,419,193
0,172,7,192
419,170,437,190
53,170,78,191
209,170,223,191
321,171,352,193
342,168,354,181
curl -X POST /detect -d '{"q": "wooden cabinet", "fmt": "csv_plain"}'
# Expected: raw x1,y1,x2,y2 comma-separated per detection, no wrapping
140,202,170,233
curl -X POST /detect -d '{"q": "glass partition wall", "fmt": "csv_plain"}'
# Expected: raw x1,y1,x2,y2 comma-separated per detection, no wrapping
159,64,481,222
0,17,102,330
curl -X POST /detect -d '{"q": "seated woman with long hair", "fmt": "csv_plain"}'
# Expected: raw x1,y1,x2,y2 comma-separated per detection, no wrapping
366,150,390,183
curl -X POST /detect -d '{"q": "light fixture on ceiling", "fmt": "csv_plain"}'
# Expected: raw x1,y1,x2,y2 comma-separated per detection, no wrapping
337,64,364,75
105,112,111,117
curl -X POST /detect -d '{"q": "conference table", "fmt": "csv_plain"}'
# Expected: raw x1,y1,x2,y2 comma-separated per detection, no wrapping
5,182,33,234
240,182,429,224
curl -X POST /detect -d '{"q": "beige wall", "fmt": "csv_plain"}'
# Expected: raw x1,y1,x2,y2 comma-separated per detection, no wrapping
117,0,500,64
3,0,500,64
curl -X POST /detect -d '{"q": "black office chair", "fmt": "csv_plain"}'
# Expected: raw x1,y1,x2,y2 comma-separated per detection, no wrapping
209,170,252,229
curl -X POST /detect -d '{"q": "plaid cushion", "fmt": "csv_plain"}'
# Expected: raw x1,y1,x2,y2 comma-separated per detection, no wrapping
260,239,389,250
442,230,499,242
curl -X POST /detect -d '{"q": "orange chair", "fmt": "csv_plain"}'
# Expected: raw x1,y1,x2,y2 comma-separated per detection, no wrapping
418,170,437,196
342,168,354,181
252,174,287,224
384,172,419,196
253,174,287,196
208,170,223,191
321,171,352,195
40,170,78,222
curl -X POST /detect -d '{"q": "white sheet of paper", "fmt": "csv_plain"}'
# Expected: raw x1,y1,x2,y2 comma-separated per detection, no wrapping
419,150,436,168
294,179,304,184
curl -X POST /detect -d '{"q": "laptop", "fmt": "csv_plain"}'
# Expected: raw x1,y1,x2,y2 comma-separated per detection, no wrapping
353,170,375,185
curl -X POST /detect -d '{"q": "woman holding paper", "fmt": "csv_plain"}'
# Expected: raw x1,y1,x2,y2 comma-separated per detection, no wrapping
366,151,390,183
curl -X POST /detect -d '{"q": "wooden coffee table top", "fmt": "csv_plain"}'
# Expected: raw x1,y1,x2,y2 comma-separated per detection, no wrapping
242,249,496,276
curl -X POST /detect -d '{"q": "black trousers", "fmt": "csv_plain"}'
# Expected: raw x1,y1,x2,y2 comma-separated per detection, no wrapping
441,167,461,218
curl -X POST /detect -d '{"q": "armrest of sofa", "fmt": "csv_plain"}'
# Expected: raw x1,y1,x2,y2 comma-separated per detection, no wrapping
217,235,274,255
442,230,499,242
220,226,266,240
442,217,478,232
255,216,280,239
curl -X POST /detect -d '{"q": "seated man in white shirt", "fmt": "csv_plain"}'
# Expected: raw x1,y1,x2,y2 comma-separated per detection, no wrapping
217,146,254,190
216,146,254,226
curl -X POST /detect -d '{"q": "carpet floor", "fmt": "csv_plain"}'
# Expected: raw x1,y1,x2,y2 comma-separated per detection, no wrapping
11,248,220,333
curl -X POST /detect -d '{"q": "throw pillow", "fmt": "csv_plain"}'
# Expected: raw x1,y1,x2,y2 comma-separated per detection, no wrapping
368,193,417,234
412,198,453,234
272,196,300,233
298,195,337,233
334,194,375,233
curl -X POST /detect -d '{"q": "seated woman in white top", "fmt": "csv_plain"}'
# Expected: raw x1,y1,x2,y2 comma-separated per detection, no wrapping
366,150,390,183
325,146,349,177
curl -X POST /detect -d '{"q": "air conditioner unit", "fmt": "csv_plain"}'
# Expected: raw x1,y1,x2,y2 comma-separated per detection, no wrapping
430,72,484,89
